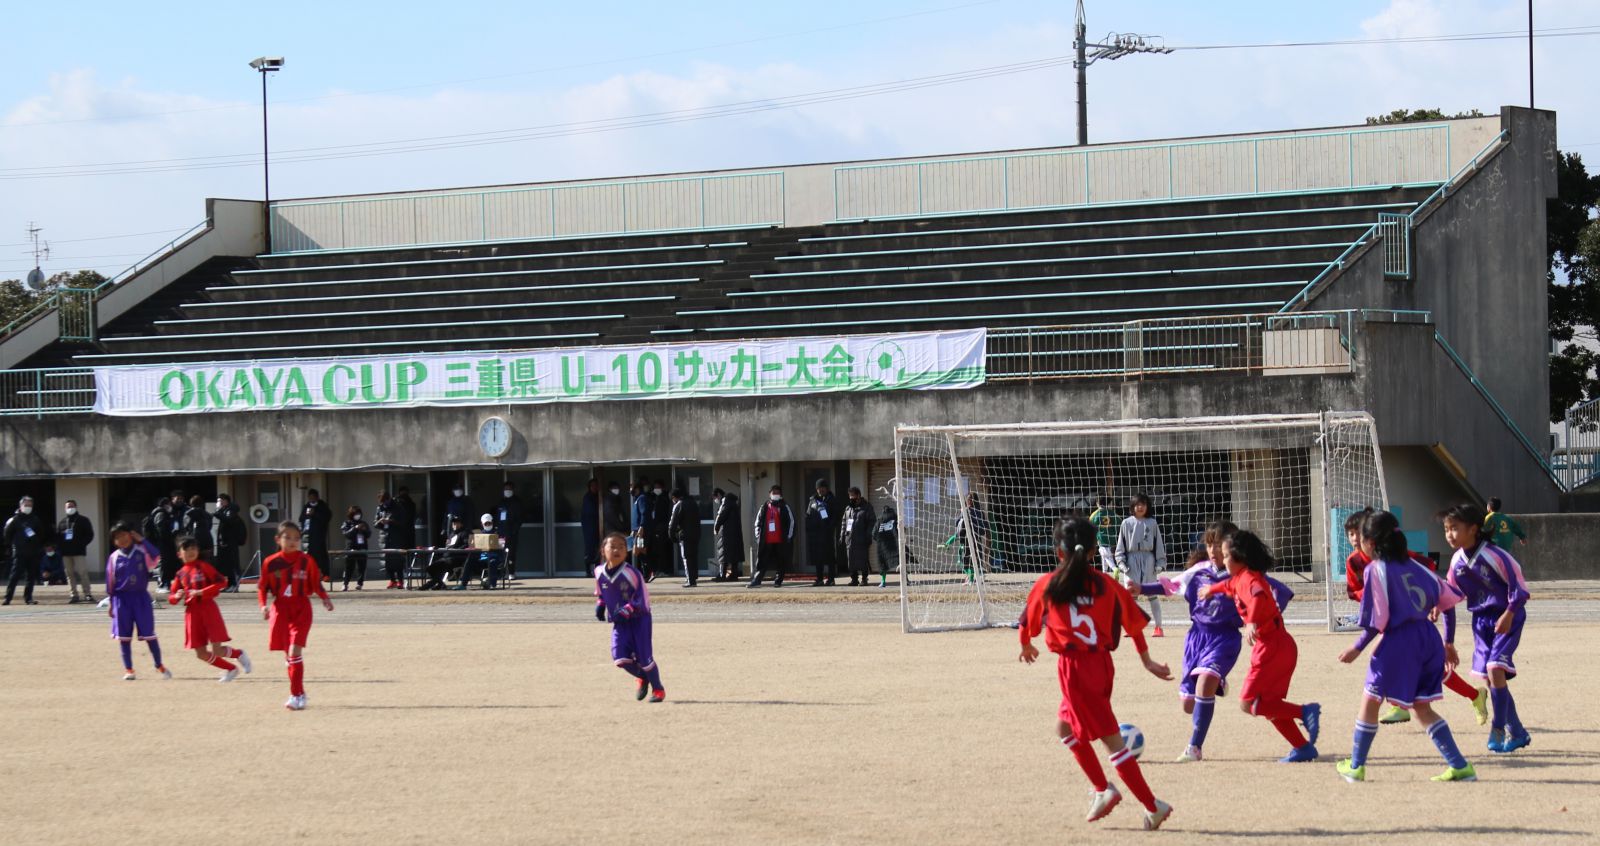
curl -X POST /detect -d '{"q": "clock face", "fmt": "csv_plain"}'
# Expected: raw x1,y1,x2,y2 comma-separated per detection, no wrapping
479,417,511,458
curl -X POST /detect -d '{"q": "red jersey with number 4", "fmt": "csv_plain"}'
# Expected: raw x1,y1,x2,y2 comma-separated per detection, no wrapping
1019,570,1150,655
258,550,327,615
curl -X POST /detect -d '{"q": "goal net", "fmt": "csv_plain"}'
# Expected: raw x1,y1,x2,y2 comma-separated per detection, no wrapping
893,412,1386,633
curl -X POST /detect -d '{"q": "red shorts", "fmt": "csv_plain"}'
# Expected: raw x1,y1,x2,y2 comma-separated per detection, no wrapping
1240,629,1298,703
1056,651,1119,741
183,603,231,649
268,606,312,651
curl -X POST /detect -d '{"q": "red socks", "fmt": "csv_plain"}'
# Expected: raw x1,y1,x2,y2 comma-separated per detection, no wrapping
206,655,237,671
1270,718,1308,748
1252,697,1304,722
287,657,305,696
1445,672,1477,699
1110,747,1159,813
226,647,242,660
1062,736,1108,792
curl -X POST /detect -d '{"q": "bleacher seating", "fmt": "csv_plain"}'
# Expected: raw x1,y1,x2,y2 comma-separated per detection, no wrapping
69,186,1434,364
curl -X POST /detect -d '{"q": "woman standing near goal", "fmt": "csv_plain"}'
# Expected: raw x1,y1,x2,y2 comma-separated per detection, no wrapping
1019,517,1175,831
1114,494,1167,637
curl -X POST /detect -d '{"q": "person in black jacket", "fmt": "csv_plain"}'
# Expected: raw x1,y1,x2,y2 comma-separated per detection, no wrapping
667,488,702,587
748,485,795,588
495,482,526,579
710,489,744,582
213,493,247,590
839,487,877,587
55,499,95,603
647,479,673,583
426,515,473,590
388,487,420,589
300,489,334,586
3,496,46,605
601,480,628,537
874,504,902,589
340,505,371,591
181,495,214,558
805,480,841,587
143,496,182,591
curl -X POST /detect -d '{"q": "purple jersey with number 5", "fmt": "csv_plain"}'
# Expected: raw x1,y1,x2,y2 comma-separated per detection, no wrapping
1358,557,1461,632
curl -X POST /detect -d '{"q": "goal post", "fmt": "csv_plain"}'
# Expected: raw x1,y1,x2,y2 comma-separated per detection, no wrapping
893,412,1387,633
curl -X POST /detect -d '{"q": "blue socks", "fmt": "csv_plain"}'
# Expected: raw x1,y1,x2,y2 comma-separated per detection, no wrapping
1190,696,1216,749
147,638,163,667
1350,720,1377,768
1489,686,1525,736
644,665,663,691
1427,720,1469,769
618,662,648,680
119,641,133,670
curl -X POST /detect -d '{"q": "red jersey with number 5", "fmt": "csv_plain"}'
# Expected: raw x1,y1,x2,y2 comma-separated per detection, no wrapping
1019,570,1150,654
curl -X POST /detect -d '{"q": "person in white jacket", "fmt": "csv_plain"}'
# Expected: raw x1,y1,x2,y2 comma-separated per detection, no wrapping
1114,493,1167,636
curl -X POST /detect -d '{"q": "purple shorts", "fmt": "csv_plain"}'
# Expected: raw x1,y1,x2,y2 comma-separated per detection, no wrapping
110,595,156,642
610,614,655,670
1364,620,1445,708
1179,624,1241,699
1471,608,1524,679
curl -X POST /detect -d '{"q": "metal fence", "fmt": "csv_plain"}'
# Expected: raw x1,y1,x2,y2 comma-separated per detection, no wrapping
1558,397,1600,490
834,124,1452,220
1378,212,1410,279
269,171,787,254
0,368,96,417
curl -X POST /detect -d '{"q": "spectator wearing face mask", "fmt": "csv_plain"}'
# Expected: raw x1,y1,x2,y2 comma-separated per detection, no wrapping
3,496,46,606
496,483,525,579
806,480,842,587
602,480,628,537
630,481,653,569
667,488,702,587
748,486,795,588
443,485,474,536
143,495,182,592
56,499,96,604
647,479,672,584
300,489,334,586
340,506,371,591
839,487,877,587
710,488,744,582
213,494,248,590
181,495,215,559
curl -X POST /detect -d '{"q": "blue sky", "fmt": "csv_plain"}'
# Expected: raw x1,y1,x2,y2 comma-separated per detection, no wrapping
2,0,1595,275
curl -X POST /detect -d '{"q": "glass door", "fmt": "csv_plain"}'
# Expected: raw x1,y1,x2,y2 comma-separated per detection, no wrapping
552,468,595,576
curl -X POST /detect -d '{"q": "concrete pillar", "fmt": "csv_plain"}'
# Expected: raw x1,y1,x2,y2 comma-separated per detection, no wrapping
56,478,106,576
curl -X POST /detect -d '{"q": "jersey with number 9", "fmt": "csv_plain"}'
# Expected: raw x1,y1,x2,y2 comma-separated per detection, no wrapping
1019,569,1151,655
1357,557,1462,634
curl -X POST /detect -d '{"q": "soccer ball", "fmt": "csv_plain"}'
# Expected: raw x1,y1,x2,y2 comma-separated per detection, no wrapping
1119,723,1145,759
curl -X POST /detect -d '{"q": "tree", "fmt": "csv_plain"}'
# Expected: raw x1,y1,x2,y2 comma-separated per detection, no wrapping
0,269,109,333
1548,152,1600,419
1364,107,1484,125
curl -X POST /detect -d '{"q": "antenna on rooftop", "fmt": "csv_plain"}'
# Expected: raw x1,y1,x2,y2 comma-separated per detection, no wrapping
23,222,49,292
1074,0,1172,146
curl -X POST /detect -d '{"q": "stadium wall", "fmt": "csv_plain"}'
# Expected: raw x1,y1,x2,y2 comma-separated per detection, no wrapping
1515,514,1600,580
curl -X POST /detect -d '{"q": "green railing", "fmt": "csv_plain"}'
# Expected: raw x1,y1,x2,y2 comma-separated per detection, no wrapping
1433,330,1562,489
269,171,787,255
833,123,1452,221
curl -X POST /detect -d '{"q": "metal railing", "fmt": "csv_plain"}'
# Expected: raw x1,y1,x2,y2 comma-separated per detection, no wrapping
0,219,212,343
1559,396,1600,490
1378,212,1411,279
0,368,96,417
1433,331,1562,489
269,171,787,254
834,124,1452,221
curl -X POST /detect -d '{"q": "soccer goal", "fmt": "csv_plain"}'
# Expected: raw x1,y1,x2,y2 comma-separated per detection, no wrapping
893,412,1386,633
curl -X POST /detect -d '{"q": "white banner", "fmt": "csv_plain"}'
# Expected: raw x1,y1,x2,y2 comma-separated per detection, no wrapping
92,329,986,416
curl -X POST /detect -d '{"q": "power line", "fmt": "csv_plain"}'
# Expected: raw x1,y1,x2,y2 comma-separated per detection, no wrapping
0,225,193,248
0,0,1008,130
0,55,1078,180
1172,24,1600,51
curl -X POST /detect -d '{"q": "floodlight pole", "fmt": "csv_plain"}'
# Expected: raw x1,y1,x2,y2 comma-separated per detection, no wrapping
250,57,284,253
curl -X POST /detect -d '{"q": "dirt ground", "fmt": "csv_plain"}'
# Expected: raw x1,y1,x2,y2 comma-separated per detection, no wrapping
1,587,1595,845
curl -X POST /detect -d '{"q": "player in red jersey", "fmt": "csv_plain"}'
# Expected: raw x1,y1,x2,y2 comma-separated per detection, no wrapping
170,537,252,682
258,522,333,711
1342,513,1489,725
1019,516,1175,831
1200,530,1321,762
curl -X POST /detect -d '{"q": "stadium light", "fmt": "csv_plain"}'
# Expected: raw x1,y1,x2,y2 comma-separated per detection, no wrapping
249,56,285,252
1074,1,1171,146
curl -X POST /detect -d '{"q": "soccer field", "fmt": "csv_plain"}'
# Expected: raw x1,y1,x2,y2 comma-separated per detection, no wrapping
2,586,1596,845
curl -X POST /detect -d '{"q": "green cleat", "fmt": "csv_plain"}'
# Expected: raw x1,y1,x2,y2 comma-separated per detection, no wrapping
1471,687,1489,727
1379,705,1411,724
1336,759,1366,783
1431,763,1478,782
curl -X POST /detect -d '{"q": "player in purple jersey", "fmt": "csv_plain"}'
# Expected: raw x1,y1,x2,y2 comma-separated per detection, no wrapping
1336,511,1476,783
595,532,665,702
1442,503,1532,754
1135,521,1292,763
103,522,170,681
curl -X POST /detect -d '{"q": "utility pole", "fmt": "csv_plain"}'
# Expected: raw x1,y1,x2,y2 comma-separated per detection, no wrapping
1073,0,1172,146
1528,0,1535,108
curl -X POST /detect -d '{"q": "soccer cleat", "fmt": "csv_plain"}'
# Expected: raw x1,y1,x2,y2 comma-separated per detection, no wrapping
1498,733,1531,754
1175,745,1203,763
219,669,239,683
635,678,650,701
1471,688,1489,726
1152,627,1165,638
1379,705,1412,724
1085,784,1122,822
285,695,304,710
1301,703,1322,746
1430,763,1478,782
122,671,136,681
648,689,666,703
1142,799,1173,831
1279,743,1318,763
1335,759,1366,783
1486,730,1506,753
159,666,172,680
237,651,253,674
